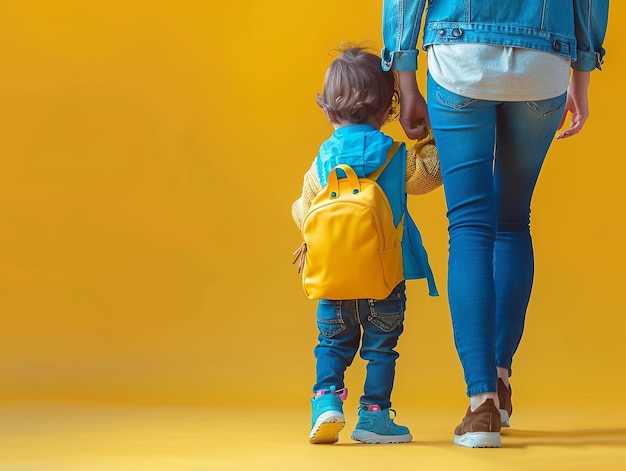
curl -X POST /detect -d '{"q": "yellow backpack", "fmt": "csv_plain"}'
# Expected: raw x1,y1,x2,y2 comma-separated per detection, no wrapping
294,143,404,300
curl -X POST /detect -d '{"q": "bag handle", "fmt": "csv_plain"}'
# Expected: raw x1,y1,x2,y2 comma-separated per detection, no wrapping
327,164,360,198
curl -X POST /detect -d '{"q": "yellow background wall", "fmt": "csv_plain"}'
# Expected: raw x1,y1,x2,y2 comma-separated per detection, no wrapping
0,1,623,412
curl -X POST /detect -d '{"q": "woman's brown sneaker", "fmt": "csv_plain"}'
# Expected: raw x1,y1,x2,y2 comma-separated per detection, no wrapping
453,398,502,448
497,378,513,427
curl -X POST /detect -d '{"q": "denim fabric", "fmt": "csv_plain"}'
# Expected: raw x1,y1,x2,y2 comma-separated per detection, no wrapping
381,0,609,72
427,74,567,397
313,282,406,409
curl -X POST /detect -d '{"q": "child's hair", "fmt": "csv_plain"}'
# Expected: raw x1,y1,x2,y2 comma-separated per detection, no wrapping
316,44,398,125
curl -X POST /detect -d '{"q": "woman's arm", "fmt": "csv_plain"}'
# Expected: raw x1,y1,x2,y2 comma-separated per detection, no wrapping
572,0,609,72
558,0,609,139
381,0,428,72
381,0,430,138
397,70,430,139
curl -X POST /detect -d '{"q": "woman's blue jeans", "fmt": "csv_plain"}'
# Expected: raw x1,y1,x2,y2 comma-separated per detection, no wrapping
427,74,567,397
313,282,406,409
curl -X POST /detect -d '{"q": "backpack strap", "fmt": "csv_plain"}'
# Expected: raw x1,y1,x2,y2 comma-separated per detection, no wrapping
368,142,401,181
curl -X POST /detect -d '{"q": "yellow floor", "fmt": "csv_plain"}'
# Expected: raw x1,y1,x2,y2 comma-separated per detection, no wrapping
1,405,625,470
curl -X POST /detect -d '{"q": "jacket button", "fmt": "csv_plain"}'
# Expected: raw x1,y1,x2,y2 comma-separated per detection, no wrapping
552,40,561,52
452,28,463,37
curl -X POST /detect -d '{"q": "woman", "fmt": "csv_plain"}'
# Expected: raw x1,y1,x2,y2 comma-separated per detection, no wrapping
381,0,609,447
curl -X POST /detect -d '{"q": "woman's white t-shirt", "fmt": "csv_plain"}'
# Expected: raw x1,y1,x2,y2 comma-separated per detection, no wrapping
427,43,571,101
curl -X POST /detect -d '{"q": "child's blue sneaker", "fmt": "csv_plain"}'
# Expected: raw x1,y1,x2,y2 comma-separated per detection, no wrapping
309,387,347,444
351,405,412,444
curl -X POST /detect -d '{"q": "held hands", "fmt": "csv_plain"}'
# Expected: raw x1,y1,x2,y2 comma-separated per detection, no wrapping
557,70,591,139
397,71,431,140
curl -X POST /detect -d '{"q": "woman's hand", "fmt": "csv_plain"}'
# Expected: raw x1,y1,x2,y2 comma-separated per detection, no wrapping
557,70,591,139
397,70,430,140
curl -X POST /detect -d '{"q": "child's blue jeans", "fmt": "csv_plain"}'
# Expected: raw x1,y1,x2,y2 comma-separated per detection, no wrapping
427,73,567,397
313,281,406,409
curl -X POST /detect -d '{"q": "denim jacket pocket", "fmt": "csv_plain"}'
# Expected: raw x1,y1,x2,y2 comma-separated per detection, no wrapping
316,299,346,338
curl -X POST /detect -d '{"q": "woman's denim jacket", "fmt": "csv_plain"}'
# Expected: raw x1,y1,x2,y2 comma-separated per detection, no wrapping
382,0,609,73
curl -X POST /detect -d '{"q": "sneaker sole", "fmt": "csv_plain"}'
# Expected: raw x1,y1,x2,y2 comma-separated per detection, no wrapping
454,431,501,448
351,430,412,444
499,409,510,428
309,411,345,444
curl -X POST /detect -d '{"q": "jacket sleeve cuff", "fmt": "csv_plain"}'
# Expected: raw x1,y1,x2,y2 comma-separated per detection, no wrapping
572,48,605,72
381,48,418,72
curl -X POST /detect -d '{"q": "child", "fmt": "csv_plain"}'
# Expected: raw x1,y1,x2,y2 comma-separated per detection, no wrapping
292,45,440,445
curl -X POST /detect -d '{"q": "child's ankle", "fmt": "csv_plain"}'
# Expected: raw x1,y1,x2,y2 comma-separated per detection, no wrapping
314,387,348,401
361,404,381,412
